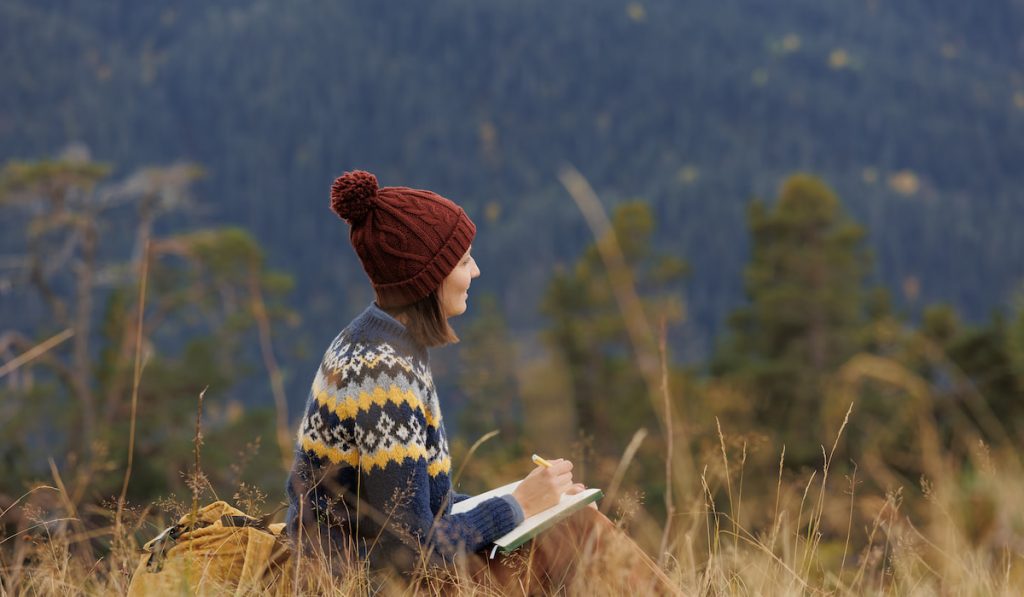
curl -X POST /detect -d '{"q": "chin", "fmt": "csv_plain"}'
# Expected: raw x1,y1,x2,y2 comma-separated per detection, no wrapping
446,301,468,318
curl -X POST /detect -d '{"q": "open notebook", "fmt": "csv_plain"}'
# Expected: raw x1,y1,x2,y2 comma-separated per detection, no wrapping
451,481,603,553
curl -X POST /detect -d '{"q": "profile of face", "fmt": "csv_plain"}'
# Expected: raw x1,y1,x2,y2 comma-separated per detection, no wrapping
439,246,480,318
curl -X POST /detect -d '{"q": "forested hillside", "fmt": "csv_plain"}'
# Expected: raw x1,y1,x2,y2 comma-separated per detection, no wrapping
2,0,1023,360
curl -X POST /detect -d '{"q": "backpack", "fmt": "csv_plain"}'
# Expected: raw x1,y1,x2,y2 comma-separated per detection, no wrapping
128,501,292,596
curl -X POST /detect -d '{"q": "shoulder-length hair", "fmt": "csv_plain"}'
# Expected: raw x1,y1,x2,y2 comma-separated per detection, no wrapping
387,290,458,348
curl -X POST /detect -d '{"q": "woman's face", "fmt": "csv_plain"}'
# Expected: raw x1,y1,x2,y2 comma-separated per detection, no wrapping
440,246,480,318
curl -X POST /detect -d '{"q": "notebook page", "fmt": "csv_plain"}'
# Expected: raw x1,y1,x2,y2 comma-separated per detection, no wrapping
450,481,521,514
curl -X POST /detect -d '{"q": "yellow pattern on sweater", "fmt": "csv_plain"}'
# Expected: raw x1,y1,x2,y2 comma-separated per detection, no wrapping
314,384,440,429
300,435,450,474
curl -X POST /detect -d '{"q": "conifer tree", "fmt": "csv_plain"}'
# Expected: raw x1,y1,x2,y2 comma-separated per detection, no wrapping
939,307,1024,442
714,174,871,464
541,201,687,453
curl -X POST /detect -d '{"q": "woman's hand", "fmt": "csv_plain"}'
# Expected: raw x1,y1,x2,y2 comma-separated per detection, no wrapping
566,482,598,510
511,459,574,518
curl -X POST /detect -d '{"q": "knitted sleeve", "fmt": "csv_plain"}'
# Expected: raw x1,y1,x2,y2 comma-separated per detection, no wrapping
352,383,519,559
449,491,524,523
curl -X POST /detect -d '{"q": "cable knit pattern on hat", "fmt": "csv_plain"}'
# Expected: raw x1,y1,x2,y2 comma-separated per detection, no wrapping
329,170,476,309
285,304,520,570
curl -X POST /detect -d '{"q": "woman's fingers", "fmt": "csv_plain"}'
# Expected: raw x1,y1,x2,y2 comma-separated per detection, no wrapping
549,459,573,475
566,483,586,495
553,472,574,489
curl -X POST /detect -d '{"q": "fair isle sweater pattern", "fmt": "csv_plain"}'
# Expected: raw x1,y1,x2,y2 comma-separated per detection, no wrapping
300,342,449,476
285,304,519,567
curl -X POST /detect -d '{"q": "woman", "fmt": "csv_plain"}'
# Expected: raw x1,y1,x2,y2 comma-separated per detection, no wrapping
286,170,675,593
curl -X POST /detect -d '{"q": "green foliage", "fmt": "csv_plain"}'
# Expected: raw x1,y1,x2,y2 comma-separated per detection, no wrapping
186,227,264,278
921,304,959,345
943,312,1024,440
715,175,871,464
0,159,110,204
1006,300,1024,388
457,294,522,451
0,157,296,508
541,200,687,453
0,382,71,485
3,0,1023,358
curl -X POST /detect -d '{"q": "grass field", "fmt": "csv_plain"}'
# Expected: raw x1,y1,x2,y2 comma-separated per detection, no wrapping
3,406,1023,596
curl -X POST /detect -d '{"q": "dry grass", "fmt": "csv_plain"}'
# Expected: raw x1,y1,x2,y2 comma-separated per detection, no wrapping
3,414,1024,596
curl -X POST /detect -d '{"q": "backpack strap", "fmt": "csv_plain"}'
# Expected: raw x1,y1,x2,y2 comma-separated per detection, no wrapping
142,523,187,573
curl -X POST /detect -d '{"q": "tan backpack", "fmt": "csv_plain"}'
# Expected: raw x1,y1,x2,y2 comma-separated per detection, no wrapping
128,501,292,596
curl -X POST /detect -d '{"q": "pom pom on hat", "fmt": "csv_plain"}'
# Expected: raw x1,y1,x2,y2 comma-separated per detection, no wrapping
331,170,378,224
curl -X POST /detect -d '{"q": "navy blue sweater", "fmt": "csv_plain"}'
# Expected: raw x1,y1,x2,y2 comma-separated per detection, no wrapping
285,304,522,571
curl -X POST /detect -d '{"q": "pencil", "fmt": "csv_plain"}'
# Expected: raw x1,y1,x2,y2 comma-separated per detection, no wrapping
531,453,553,468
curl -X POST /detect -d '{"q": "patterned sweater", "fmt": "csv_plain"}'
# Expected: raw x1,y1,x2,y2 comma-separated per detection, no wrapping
285,304,522,571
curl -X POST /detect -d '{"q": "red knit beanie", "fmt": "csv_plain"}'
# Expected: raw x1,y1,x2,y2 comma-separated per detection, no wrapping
330,170,476,309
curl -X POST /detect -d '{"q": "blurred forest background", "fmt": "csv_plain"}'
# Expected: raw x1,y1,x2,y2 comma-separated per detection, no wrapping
2,0,1024,593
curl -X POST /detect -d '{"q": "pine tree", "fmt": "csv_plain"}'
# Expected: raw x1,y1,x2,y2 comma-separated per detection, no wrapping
541,201,687,453
714,174,871,464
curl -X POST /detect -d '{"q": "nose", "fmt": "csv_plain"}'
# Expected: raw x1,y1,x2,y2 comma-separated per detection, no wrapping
471,259,481,279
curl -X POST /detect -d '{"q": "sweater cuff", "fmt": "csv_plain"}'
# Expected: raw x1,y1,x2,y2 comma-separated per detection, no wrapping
500,494,525,525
